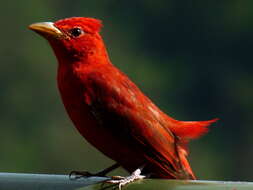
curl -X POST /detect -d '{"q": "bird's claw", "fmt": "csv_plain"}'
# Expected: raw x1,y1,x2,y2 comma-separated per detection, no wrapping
70,163,120,180
105,168,145,190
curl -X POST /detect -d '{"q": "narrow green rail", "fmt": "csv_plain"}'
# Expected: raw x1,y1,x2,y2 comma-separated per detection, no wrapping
0,172,253,190
0,172,107,190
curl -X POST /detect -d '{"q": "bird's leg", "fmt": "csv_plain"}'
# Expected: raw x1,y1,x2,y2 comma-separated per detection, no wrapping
105,167,146,190
69,163,120,179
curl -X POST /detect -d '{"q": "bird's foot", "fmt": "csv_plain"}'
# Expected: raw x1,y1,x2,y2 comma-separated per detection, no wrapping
105,168,145,190
69,163,120,180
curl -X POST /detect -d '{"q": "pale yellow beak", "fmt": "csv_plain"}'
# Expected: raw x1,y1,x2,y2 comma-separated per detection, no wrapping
28,22,64,38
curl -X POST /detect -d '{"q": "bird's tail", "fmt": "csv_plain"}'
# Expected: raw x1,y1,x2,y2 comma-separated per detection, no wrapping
170,118,218,140
171,118,218,179
177,145,196,179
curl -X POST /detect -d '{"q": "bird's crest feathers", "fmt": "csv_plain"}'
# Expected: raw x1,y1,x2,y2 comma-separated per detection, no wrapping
54,17,102,33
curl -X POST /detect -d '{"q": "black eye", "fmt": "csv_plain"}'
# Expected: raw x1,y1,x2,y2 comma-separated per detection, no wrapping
69,28,84,37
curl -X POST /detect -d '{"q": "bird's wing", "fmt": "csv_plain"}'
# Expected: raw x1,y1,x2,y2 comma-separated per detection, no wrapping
82,66,194,179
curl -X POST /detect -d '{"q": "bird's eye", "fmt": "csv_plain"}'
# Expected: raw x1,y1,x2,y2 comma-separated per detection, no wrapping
69,28,84,37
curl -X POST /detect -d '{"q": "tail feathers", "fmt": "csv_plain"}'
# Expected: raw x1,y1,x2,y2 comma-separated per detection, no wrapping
170,118,218,140
178,147,196,179
171,118,218,179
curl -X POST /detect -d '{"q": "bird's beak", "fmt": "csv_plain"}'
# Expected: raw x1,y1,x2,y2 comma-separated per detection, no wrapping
28,22,64,39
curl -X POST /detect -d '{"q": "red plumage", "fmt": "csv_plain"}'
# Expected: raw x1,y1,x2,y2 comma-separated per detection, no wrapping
29,17,217,179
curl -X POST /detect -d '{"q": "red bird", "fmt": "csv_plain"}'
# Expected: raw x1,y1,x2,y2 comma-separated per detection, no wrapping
29,17,217,182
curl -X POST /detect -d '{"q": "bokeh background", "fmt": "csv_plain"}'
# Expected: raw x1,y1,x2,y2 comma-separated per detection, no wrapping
0,1,253,181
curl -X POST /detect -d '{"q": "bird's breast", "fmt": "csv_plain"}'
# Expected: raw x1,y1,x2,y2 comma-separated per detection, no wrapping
57,66,100,141
56,67,144,169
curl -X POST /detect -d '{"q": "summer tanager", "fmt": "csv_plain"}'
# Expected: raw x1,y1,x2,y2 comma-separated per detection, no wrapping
29,17,217,180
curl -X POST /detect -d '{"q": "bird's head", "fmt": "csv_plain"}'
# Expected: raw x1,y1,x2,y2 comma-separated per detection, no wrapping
29,17,108,63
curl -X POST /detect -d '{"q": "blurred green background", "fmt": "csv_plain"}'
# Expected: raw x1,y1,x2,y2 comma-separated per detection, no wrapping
0,0,252,181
